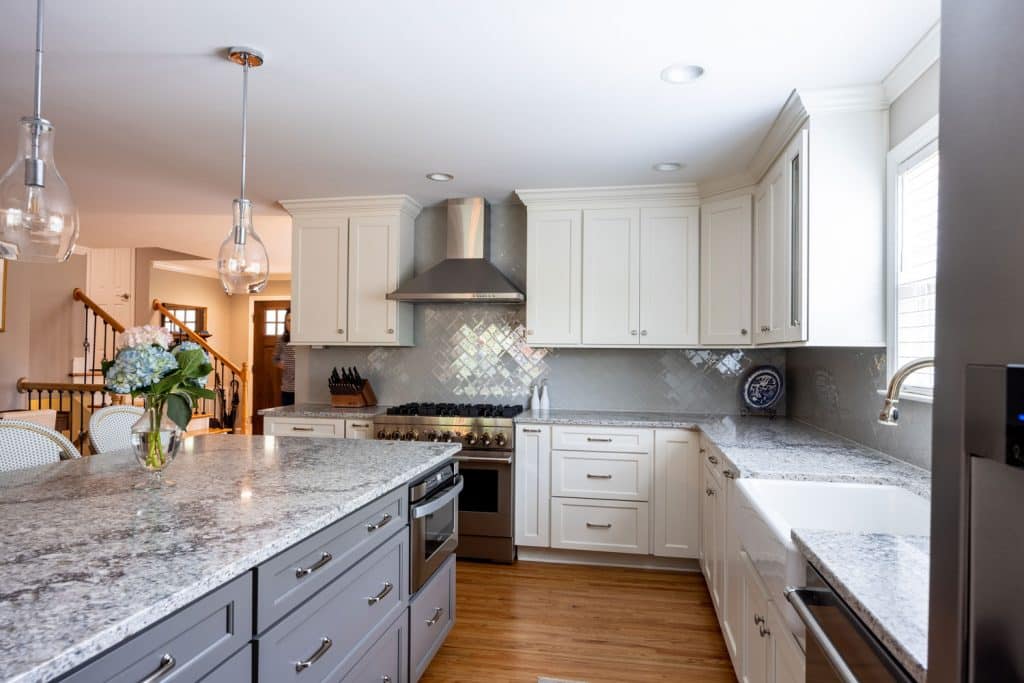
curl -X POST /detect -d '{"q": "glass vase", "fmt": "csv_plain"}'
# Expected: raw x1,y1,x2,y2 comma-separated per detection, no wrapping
130,397,181,475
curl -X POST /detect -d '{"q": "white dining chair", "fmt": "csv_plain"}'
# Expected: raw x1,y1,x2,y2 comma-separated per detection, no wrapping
0,419,81,472
89,405,145,454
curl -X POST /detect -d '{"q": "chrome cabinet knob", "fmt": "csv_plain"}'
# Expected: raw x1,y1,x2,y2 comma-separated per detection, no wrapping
630,329,638,336
706,488,715,496
741,328,748,335
387,328,394,334
640,330,648,336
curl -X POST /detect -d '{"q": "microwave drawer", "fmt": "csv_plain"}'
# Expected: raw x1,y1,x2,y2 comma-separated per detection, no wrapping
255,489,406,633
551,450,652,501
550,497,650,554
551,426,653,454
257,531,408,682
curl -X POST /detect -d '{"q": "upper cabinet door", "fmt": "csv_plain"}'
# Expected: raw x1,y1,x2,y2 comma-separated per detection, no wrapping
639,207,700,346
526,209,582,345
699,195,752,346
581,208,641,345
292,219,349,344
347,215,399,344
783,130,808,343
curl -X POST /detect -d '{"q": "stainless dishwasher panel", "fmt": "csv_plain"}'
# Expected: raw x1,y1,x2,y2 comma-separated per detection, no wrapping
787,564,913,683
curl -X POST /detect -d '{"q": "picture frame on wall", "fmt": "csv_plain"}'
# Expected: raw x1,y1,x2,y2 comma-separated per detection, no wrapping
0,259,6,332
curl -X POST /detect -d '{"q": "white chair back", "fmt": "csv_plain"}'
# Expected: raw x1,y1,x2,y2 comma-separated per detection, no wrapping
0,419,81,472
89,405,145,454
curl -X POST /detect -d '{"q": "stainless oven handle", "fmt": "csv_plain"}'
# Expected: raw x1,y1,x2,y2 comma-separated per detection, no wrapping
454,455,513,465
411,475,464,519
785,588,858,683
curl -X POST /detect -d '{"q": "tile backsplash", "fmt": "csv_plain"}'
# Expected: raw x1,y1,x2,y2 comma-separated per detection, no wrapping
298,303,785,414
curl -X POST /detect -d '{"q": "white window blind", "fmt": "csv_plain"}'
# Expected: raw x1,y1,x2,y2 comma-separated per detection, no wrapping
893,142,939,394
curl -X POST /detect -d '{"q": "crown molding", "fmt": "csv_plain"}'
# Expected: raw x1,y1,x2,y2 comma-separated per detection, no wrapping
884,22,941,103
697,172,756,202
153,260,290,281
797,85,888,114
747,90,809,184
278,194,423,218
515,183,700,209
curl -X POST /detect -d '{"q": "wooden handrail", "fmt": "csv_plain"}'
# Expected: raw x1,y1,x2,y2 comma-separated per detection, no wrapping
152,299,244,375
18,378,106,393
72,288,126,333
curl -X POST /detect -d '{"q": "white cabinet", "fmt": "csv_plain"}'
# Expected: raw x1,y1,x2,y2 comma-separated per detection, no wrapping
281,196,420,346
550,498,649,554
722,474,744,663
699,195,752,346
701,458,724,612
753,132,807,345
581,208,640,345
524,210,581,345
652,429,700,558
344,419,374,440
551,450,651,502
769,601,806,683
517,186,701,348
514,425,551,548
741,552,771,683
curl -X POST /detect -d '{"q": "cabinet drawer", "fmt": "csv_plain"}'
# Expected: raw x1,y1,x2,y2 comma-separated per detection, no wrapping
551,450,651,501
266,418,344,438
552,425,653,453
62,573,252,683
341,611,408,683
201,644,252,682
256,489,406,632
410,554,456,682
258,531,408,682
550,497,650,554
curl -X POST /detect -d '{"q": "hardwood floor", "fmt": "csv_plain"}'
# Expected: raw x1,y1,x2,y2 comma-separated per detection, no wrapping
420,559,735,683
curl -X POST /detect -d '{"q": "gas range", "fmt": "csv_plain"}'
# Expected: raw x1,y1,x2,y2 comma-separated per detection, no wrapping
373,403,523,450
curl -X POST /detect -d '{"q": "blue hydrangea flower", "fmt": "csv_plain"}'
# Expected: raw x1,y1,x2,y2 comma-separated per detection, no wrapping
104,345,178,394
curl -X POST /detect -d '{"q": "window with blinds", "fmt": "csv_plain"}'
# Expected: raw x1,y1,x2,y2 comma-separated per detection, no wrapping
892,139,939,395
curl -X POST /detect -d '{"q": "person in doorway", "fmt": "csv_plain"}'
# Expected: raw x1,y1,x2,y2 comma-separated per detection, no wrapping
272,310,295,406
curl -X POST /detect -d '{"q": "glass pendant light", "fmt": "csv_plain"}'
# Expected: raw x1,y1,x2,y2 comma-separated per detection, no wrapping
217,47,269,294
0,0,78,262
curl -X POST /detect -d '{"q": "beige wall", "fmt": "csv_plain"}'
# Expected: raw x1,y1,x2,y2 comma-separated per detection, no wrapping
148,268,238,355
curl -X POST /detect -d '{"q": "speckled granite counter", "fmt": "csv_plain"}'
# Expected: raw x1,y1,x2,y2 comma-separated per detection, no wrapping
258,403,389,419
517,410,930,497
0,434,459,683
792,530,929,681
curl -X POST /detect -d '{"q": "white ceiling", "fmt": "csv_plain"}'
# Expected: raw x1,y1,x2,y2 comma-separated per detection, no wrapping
0,0,940,264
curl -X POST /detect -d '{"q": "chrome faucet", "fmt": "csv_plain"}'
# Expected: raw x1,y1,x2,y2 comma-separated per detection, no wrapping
878,358,934,425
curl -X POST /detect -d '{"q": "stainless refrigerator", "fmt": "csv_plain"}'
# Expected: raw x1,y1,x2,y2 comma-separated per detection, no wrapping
930,2,1024,680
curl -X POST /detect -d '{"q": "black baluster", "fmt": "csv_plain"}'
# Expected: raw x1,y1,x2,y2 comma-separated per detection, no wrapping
91,313,98,376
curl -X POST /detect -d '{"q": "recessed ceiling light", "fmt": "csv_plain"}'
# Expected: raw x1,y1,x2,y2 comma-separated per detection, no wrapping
426,172,454,182
660,63,705,84
653,162,685,172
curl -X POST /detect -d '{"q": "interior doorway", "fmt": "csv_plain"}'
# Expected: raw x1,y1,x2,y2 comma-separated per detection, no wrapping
251,299,290,434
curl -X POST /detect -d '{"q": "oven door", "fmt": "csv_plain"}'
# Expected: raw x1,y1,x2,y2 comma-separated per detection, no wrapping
453,450,513,538
410,472,463,594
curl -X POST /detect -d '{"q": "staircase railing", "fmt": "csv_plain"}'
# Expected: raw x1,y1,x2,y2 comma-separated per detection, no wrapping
153,299,249,435
17,378,108,454
73,287,125,381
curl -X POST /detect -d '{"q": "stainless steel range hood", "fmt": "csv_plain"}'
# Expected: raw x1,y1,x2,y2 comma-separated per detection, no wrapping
387,197,525,303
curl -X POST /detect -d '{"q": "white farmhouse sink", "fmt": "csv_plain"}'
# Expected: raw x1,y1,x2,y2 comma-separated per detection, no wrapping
735,479,930,640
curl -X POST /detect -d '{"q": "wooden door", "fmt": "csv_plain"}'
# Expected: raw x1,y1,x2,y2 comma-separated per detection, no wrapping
699,195,753,345
251,300,291,435
525,209,582,345
581,208,640,345
639,206,700,345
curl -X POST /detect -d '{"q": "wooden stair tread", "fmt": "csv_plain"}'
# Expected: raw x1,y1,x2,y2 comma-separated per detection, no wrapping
191,412,215,420
186,427,232,437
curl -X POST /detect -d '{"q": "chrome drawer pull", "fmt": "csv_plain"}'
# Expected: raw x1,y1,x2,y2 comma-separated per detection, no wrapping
521,427,543,433
425,606,444,626
295,551,333,578
367,581,394,605
586,473,613,479
295,636,333,673
292,426,316,432
350,422,370,428
586,436,613,442
707,455,719,464
139,654,175,683
366,513,393,532
586,522,612,529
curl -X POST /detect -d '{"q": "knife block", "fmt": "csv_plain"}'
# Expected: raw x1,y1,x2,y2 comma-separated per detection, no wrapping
330,380,378,408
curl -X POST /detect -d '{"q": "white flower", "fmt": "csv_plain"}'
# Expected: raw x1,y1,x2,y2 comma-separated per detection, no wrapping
120,325,173,350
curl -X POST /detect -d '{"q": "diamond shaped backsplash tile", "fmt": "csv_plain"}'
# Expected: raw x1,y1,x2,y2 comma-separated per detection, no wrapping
304,305,783,413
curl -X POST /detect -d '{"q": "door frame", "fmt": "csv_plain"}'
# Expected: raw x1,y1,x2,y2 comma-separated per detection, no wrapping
247,295,291,429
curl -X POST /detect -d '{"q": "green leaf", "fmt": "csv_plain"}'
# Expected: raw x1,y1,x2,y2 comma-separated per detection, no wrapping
166,393,192,431
175,349,205,375
182,385,217,400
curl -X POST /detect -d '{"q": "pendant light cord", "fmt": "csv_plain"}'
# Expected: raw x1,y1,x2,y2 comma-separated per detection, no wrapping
30,0,45,160
239,58,249,201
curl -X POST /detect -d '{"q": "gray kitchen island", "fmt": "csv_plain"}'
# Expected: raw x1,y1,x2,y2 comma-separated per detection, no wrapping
0,434,461,683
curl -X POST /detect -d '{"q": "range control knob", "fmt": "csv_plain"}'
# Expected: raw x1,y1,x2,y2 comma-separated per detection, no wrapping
480,432,492,447
388,430,402,440
377,429,387,440
442,432,454,443
403,430,418,441
494,433,508,447
464,433,478,446
426,431,439,442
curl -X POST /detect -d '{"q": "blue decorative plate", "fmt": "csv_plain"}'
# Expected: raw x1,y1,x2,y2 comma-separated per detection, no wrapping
742,365,784,410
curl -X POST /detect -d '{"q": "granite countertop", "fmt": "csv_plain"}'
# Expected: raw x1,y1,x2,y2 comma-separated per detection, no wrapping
258,403,390,419
792,530,930,681
0,434,460,683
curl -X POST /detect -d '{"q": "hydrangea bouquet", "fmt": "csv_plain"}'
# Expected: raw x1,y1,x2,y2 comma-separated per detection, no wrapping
102,325,215,471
